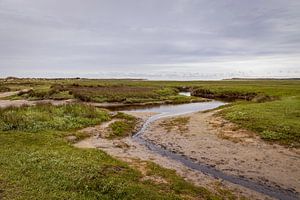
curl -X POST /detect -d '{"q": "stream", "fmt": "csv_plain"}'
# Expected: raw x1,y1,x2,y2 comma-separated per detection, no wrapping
125,100,299,200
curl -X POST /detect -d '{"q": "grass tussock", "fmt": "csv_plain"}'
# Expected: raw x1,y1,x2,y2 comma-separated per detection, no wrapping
108,112,138,138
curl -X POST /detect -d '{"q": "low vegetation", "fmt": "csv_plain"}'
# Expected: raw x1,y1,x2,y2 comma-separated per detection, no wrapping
0,103,109,132
0,78,299,145
108,112,138,138
220,96,300,147
0,104,227,199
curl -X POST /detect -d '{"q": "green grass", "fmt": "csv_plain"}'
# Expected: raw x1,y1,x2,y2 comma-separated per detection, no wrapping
220,96,300,146
108,121,134,138
0,104,110,132
0,104,226,200
108,112,138,138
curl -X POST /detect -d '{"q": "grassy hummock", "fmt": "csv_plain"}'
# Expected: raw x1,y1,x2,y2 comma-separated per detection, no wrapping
108,112,138,138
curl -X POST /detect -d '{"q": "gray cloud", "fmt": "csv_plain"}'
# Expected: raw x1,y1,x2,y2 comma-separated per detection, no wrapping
0,0,299,79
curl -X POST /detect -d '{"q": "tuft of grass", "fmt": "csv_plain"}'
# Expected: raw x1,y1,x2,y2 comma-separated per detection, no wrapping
0,103,110,132
108,112,137,138
108,121,133,138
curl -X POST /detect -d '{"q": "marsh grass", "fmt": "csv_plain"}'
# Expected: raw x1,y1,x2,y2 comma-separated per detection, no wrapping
0,103,110,132
108,112,138,138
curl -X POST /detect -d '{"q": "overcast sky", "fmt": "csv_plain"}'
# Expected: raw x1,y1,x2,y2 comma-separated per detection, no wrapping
1,0,300,79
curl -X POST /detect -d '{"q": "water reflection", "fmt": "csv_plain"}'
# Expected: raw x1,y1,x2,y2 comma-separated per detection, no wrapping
178,92,191,96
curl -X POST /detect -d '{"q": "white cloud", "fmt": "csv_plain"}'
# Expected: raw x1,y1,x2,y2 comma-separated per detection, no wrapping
0,0,299,79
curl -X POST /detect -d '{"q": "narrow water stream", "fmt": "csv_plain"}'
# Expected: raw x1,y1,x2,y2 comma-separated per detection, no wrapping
125,100,299,200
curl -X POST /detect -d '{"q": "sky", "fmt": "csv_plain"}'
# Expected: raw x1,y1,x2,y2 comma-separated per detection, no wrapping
0,0,300,80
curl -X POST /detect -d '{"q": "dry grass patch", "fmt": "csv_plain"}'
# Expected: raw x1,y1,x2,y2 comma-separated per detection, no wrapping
160,116,190,134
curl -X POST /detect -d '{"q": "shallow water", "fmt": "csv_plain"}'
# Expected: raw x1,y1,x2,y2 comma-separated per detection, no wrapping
178,92,191,96
124,101,299,200
130,101,225,137
130,100,224,118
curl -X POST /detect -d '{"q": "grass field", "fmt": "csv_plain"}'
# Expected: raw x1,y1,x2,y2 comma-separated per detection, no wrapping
0,103,233,200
